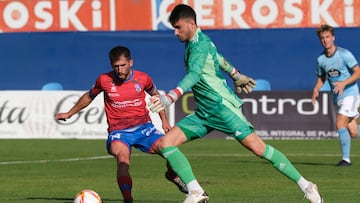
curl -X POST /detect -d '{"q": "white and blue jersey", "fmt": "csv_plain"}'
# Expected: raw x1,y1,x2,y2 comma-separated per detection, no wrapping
315,47,359,103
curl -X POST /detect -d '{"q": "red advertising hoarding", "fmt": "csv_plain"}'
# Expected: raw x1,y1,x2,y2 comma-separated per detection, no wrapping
0,0,359,33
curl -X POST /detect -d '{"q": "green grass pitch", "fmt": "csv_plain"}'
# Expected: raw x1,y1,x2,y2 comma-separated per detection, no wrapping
0,138,359,203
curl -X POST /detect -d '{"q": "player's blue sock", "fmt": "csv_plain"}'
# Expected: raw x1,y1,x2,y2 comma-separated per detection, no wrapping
338,128,351,162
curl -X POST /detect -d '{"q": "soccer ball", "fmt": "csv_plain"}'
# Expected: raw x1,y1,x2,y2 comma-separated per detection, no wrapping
73,189,102,203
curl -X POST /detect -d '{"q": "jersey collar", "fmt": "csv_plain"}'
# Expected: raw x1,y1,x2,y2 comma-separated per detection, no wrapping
124,69,134,82
189,28,201,44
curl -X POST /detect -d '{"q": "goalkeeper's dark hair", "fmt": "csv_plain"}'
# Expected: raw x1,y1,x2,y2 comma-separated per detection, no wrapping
109,46,132,64
316,24,335,37
169,4,197,26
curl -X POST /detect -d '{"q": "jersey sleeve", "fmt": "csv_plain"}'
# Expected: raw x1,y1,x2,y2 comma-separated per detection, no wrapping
143,73,157,95
177,43,208,92
89,75,103,99
315,57,325,77
217,52,236,74
342,49,358,69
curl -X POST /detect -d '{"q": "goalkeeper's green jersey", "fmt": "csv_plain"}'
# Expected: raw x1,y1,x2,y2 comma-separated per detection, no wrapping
177,28,243,118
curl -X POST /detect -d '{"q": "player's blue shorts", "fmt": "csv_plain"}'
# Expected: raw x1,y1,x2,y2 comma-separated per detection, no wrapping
106,122,164,154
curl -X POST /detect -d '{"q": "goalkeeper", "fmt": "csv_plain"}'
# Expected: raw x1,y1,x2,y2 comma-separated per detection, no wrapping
149,4,323,203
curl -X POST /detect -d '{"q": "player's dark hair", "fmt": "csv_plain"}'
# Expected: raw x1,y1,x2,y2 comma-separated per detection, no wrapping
169,4,197,26
316,24,335,37
109,46,132,64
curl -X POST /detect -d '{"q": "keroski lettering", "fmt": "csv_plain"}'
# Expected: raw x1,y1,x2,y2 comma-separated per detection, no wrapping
153,0,359,30
0,0,113,32
0,0,359,32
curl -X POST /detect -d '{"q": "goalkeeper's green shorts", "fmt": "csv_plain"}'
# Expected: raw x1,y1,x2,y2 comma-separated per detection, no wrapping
176,102,254,142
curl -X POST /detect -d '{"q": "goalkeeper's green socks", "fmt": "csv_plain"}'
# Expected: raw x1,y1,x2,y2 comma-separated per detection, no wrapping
161,146,203,192
162,145,311,193
262,144,310,192
161,146,195,183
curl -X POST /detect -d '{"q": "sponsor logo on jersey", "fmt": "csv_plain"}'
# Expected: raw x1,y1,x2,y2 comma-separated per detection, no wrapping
328,68,341,78
110,99,142,108
111,81,117,92
108,81,120,97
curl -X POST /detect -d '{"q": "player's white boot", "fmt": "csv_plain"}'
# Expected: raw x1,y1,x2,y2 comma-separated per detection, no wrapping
304,182,323,203
183,190,209,203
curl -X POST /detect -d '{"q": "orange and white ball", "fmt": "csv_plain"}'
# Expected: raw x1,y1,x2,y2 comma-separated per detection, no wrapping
73,190,102,203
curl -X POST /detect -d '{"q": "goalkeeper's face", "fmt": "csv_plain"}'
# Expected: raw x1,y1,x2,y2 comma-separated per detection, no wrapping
172,18,196,42
111,56,133,81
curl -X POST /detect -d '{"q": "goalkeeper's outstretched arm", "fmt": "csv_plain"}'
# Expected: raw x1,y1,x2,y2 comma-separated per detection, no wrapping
216,52,236,74
216,52,256,94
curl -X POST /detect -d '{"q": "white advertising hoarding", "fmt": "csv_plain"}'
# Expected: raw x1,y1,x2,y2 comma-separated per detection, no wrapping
0,91,166,139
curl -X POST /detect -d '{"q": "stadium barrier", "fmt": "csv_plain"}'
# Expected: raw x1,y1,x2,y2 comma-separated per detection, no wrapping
0,91,338,139
0,91,165,139
175,91,338,140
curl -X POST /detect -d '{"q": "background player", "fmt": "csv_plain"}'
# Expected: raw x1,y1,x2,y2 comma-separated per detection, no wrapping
149,4,323,203
312,24,360,166
55,46,187,203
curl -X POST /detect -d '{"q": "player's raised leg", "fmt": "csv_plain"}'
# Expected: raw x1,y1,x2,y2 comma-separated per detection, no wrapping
241,133,323,203
135,124,189,195
159,126,209,203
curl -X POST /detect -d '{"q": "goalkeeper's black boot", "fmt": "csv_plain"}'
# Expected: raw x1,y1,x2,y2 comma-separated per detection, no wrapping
165,170,189,194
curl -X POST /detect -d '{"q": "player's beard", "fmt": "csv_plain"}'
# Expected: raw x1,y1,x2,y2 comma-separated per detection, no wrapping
176,35,185,42
177,34,190,42
116,73,126,82
116,70,131,81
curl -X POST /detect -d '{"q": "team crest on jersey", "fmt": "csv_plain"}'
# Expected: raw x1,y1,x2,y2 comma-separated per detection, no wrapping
134,82,142,92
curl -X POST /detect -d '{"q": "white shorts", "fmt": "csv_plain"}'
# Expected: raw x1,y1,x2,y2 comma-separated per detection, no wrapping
336,96,360,118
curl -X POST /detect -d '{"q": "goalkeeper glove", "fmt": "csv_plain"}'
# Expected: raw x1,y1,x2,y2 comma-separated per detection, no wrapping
231,69,256,94
148,87,183,113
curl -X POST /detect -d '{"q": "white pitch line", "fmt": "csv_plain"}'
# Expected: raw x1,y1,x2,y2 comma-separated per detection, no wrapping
0,153,353,165
0,155,112,165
